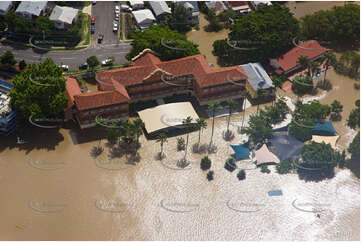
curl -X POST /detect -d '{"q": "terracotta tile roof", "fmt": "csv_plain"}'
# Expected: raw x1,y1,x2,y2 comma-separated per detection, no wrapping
227,1,249,7
65,76,81,108
133,49,162,66
74,90,129,111
273,40,330,72
97,51,248,88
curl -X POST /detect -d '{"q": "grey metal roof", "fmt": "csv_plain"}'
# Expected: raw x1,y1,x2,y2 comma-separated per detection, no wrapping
175,1,199,12
240,62,274,92
49,5,78,24
16,1,48,16
0,1,12,12
149,1,171,17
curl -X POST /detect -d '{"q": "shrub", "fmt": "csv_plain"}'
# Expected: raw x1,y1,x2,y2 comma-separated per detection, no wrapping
177,137,185,151
260,164,271,173
224,157,237,172
237,169,246,180
19,59,26,70
207,170,214,181
276,159,294,174
200,156,212,170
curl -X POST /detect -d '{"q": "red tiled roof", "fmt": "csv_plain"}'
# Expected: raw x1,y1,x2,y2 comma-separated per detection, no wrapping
65,76,82,109
273,40,330,72
74,90,129,111
227,1,249,7
97,51,248,88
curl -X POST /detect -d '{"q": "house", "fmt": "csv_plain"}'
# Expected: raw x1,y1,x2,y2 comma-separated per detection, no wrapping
251,1,272,9
240,62,275,98
129,0,144,10
269,40,330,77
0,80,17,136
205,1,228,15
0,1,13,16
149,1,171,19
175,1,199,24
226,1,251,15
49,5,78,29
15,1,48,19
132,9,156,30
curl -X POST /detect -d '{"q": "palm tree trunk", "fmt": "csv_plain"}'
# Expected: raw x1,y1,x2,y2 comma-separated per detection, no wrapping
323,66,328,82
185,134,189,160
210,109,215,146
241,98,246,132
160,143,163,157
198,129,201,147
227,108,231,132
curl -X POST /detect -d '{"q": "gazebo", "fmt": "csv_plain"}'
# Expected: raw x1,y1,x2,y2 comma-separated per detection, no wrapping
230,144,250,160
254,144,280,166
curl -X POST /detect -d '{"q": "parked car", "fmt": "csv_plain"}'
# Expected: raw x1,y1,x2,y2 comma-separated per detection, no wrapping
101,58,113,66
79,63,88,70
91,25,95,34
120,4,132,12
114,5,120,14
98,34,104,44
92,1,96,5
113,20,118,32
114,13,120,21
91,17,95,25
60,65,69,71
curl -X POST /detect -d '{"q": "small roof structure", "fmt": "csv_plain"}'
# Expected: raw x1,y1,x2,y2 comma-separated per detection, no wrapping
132,9,156,29
176,1,199,12
138,102,199,134
16,1,48,17
312,121,337,135
241,62,274,92
149,1,171,17
205,1,228,15
0,1,13,16
231,144,250,160
49,5,78,25
311,135,339,149
269,133,304,161
254,144,280,165
129,0,144,7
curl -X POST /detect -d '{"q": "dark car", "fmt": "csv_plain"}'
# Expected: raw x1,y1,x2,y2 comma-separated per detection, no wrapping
98,34,104,44
79,63,88,70
91,25,95,34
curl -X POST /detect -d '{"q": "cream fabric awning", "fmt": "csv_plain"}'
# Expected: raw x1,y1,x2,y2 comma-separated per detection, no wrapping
254,144,280,165
138,102,199,134
311,135,339,149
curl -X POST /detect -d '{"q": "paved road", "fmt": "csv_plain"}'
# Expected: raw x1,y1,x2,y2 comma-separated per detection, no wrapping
0,42,131,70
92,1,120,45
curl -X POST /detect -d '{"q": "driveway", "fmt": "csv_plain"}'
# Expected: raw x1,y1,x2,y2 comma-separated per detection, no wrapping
91,1,120,45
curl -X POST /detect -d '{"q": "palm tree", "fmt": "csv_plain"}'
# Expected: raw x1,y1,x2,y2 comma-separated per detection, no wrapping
182,116,193,160
240,90,249,133
297,55,311,77
226,99,237,133
156,132,168,159
309,60,320,78
207,101,222,148
320,51,336,82
195,118,207,148
133,118,145,144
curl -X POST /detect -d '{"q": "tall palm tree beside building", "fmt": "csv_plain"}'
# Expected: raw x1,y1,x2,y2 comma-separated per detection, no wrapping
320,51,336,82
297,55,311,77
226,99,237,133
182,116,193,161
240,90,249,133
207,101,222,150
133,118,145,144
195,118,207,149
156,132,168,159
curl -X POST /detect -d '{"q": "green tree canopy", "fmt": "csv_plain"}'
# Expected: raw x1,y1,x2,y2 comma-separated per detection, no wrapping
292,74,313,96
126,25,199,61
35,16,54,35
86,56,99,70
0,50,17,66
347,99,360,129
9,58,68,119
241,113,273,145
346,131,360,178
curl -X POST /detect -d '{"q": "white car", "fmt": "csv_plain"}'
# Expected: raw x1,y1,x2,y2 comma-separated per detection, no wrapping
101,58,112,66
120,4,132,12
114,5,120,14
113,21,118,32
60,64,69,71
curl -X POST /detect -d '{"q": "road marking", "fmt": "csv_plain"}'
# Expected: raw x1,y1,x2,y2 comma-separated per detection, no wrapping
60,57,76,60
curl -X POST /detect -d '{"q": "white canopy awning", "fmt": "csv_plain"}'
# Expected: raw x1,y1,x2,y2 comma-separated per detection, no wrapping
254,144,280,165
311,135,339,149
138,102,199,134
